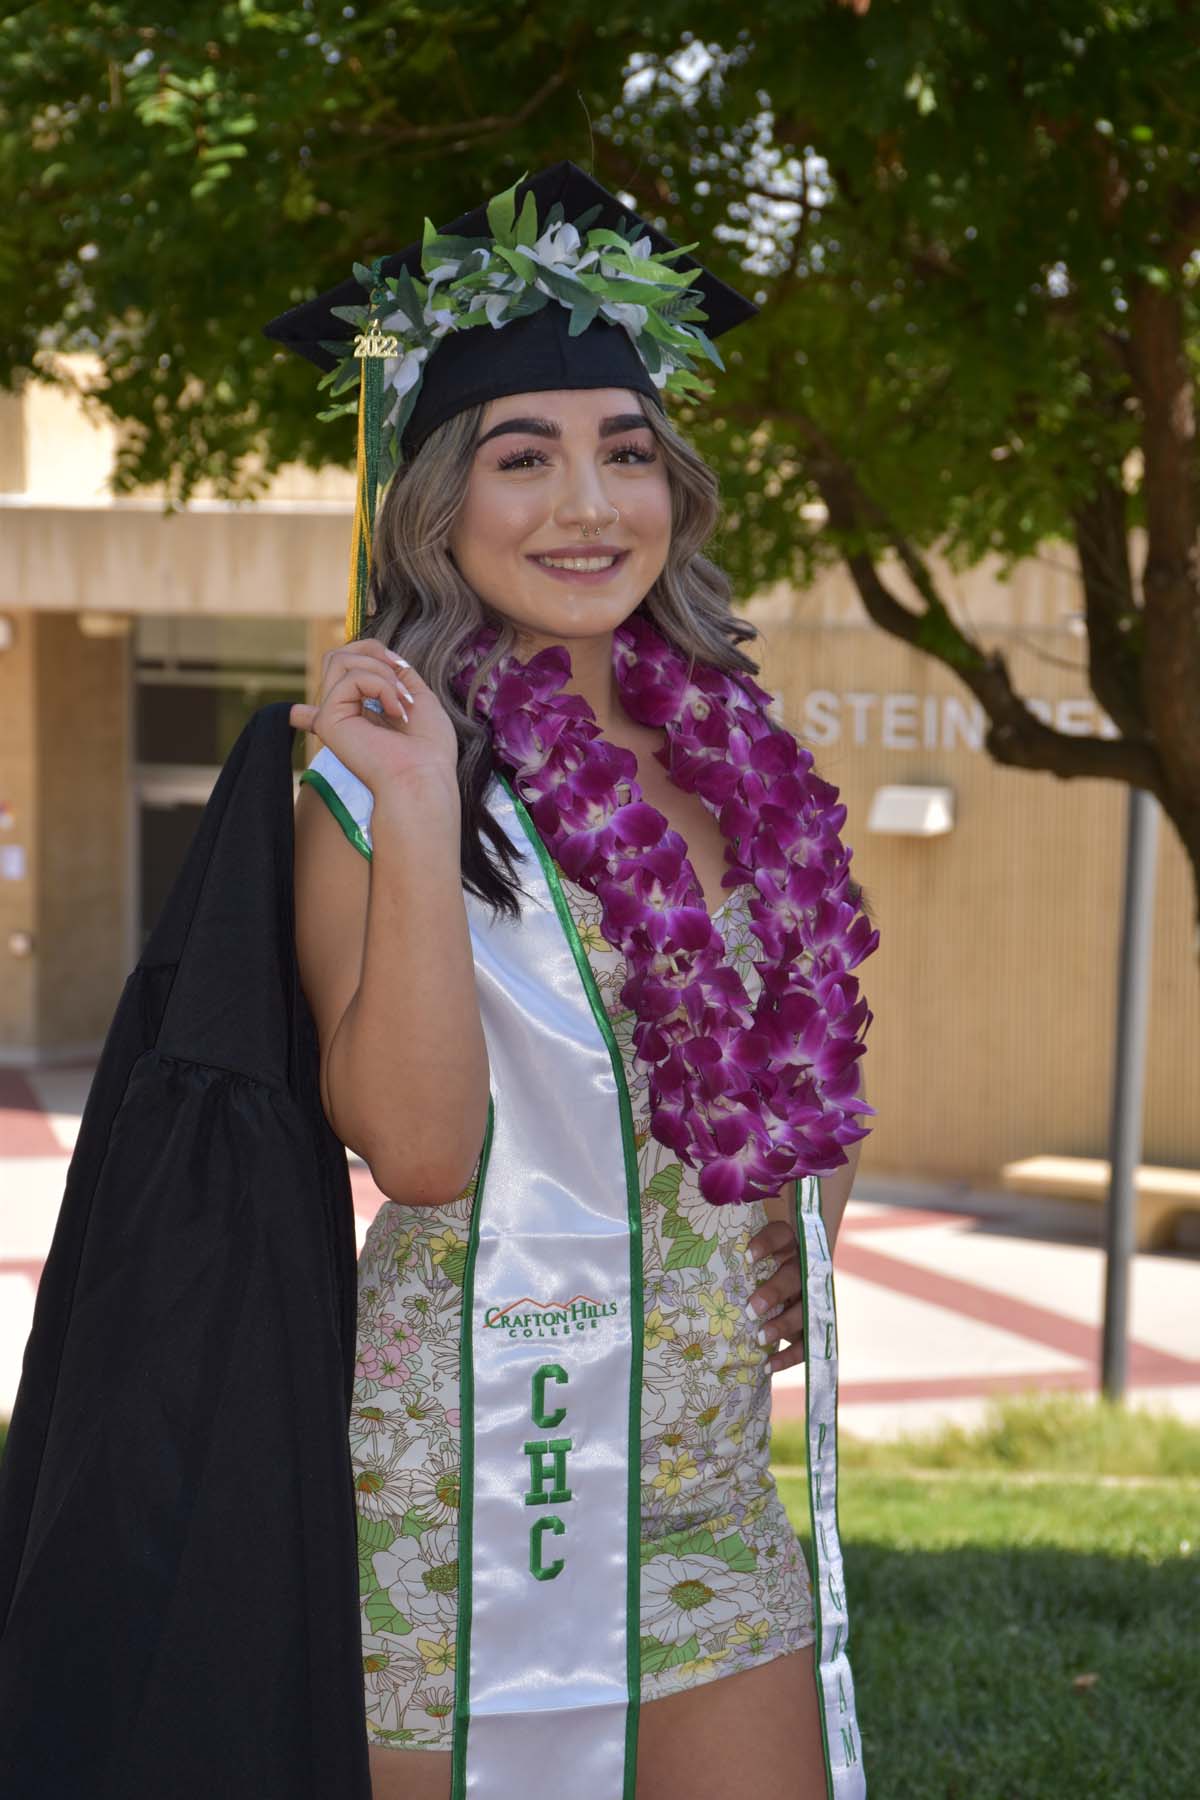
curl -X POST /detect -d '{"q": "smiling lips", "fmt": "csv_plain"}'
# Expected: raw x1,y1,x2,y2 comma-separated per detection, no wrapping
527,547,630,583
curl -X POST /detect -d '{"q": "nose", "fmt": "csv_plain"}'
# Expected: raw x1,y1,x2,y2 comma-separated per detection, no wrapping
554,461,620,536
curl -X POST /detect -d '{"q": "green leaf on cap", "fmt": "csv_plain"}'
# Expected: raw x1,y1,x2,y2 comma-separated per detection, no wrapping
514,189,540,249
567,291,604,335
529,262,585,307
490,242,539,284
687,325,726,371
486,174,525,249
505,285,550,319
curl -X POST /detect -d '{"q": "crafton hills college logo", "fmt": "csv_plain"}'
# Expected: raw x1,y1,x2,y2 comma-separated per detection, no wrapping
482,1294,621,1340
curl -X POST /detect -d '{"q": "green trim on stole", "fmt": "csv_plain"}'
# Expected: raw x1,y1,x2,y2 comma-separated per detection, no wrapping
796,1175,835,1800
498,774,645,1796
297,767,373,861
450,1093,494,1798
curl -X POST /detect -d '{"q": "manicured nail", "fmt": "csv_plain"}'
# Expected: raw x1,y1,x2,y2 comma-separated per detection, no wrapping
397,682,415,703
743,1247,758,1265
384,649,408,666
746,1296,767,1319
756,1327,773,1347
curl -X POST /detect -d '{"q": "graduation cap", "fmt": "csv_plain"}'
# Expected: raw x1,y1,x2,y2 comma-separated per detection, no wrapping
263,160,758,642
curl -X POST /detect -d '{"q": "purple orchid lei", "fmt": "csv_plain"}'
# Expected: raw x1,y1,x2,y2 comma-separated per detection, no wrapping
450,611,880,1206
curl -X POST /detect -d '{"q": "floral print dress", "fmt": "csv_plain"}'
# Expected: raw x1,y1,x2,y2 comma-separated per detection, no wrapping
351,868,816,1752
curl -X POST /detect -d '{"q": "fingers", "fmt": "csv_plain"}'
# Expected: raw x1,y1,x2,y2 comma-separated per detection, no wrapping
745,1232,799,1322
754,1298,805,1374
743,1216,804,1373
334,661,412,725
318,638,417,721
318,656,413,727
753,1296,804,1351
744,1218,795,1266
322,635,413,688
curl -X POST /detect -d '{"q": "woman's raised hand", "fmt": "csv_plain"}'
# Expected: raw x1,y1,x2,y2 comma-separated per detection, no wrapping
289,637,460,793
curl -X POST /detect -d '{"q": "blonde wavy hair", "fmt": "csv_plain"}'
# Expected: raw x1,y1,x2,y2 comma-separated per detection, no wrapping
359,393,780,920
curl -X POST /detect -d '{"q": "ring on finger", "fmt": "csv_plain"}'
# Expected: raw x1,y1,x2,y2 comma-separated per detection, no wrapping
363,694,408,723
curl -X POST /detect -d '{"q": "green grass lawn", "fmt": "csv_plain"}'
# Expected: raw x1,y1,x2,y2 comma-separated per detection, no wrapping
773,1397,1200,1800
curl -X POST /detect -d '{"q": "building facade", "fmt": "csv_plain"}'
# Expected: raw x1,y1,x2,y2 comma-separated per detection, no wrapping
1,360,1196,1184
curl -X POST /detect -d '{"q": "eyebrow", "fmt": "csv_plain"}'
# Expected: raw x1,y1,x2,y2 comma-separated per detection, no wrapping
474,411,652,451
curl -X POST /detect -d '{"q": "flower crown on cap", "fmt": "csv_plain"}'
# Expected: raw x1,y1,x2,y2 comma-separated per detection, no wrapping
312,171,726,486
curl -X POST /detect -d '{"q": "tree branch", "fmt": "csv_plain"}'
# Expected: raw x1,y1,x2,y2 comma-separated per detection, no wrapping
1070,475,1147,742
753,405,1170,798
840,539,1165,791
351,56,575,149
1126,278,1200,832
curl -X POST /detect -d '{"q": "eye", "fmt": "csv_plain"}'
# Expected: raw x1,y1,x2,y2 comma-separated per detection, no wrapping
495,445,551,470
607,440,656,465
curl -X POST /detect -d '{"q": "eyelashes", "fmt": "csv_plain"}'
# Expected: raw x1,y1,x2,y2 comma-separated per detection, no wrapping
494,441,657,471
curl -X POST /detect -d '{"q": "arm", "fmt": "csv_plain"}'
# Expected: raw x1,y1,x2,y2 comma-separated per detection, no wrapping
814,1056,868,1255
294,770,491,1207
760,1058,867,1254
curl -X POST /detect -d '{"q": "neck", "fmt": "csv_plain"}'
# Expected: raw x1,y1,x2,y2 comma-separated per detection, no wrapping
513,626,625,734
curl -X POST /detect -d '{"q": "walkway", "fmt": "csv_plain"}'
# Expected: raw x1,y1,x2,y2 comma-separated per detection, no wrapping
3,1065,1197,1441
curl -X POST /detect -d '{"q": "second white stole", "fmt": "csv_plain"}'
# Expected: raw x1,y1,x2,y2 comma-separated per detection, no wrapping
451,769,643,1797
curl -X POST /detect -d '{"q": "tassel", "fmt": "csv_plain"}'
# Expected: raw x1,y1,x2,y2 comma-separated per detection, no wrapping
343,347,385,644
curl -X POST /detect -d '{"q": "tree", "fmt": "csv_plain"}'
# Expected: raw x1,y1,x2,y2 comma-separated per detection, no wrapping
618,2,1200,937
0,2,641,495
3,2,1198,927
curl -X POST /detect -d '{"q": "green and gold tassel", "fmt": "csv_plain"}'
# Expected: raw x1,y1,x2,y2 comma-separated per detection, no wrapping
343,322,387,645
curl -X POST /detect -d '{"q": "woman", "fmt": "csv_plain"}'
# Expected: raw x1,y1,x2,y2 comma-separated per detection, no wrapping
277,164,877,1800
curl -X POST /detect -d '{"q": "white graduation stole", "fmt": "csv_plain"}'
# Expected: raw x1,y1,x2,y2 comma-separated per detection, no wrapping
451,771,644,1797
300,747,867,1797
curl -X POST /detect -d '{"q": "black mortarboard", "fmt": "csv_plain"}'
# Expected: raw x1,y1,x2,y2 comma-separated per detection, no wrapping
262,160,758,639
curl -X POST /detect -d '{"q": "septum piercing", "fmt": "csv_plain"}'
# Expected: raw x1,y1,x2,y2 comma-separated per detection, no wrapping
579,513,619,539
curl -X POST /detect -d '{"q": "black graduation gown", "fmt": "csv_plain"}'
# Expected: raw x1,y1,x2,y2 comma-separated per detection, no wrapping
0,701,372,1798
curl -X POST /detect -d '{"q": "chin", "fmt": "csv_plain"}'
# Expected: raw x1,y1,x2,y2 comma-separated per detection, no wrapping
506,592,646,639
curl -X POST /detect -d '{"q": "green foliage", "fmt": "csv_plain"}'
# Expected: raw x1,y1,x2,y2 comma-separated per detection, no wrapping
2,0,1196,596
0,2,644,503
622,0,1198,591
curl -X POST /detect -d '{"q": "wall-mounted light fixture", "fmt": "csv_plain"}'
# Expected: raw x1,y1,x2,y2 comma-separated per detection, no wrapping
866,784,955,837
77,612,132,639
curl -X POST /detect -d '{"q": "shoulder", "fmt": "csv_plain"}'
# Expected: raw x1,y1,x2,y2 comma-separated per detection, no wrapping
298,745,374,861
